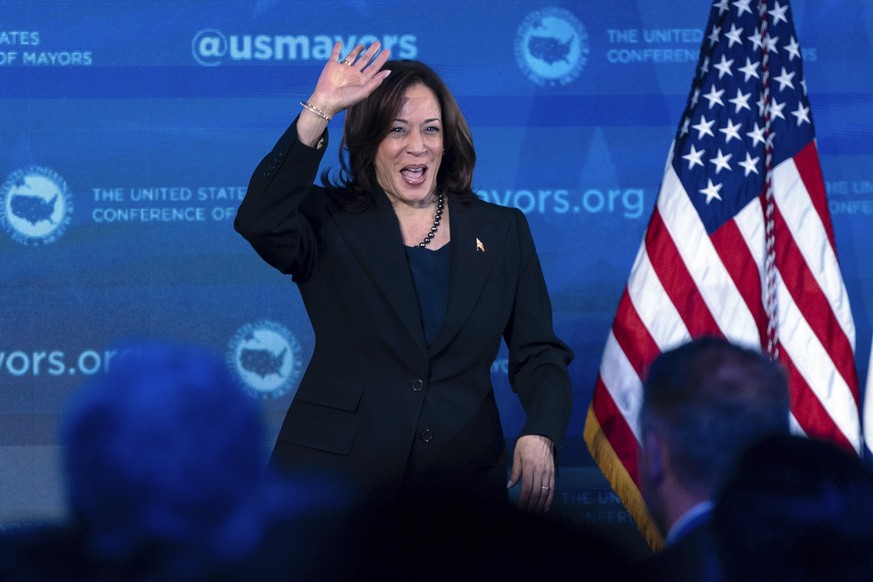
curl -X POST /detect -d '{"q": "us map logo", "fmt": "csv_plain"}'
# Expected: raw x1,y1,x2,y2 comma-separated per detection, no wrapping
516,7,588,86
0,166,73,245
227,320,302,399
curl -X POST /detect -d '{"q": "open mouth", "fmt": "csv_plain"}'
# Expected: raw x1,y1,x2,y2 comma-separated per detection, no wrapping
400,165,427,185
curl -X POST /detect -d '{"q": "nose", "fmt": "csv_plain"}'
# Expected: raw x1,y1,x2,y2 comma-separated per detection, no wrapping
406,131,426,155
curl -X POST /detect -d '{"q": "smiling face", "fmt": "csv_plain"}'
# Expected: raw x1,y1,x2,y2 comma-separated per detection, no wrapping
374,83,443,208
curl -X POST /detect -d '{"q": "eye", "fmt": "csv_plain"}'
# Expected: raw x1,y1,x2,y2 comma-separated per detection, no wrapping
389,126,407,134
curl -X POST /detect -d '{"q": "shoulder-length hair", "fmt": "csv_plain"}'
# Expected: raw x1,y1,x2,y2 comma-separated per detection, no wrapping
325,59,477,210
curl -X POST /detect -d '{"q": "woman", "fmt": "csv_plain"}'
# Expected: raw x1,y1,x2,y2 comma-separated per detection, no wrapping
234,41,572,512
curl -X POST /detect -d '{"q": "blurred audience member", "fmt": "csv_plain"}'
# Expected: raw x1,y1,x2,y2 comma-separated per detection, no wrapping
714,433,873,581
0,341,353,581
637,336,789,581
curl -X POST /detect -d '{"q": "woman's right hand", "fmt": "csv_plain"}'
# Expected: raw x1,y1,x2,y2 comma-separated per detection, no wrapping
309,41,391,118
297,41,390,147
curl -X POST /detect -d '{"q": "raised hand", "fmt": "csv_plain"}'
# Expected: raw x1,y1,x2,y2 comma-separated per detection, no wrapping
296,41,391,147
308,41,391,118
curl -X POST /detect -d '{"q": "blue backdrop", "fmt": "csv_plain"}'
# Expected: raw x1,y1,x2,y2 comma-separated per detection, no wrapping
2,0,872,543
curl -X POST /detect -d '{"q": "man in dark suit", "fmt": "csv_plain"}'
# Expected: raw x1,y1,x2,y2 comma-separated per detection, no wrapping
235,42,573,513
637,337,790,581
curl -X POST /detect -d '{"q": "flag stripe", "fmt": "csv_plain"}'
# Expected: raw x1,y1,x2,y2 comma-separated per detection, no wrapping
656,167,760,343
774,155,858,353
592,374,640,479
779,344,855,451
793,141,837,249
646,209,722,337
775,267,861,450
626,239,690,351
711,215,768,346
613,289,662,378
773,201,860,407
597,330,643,441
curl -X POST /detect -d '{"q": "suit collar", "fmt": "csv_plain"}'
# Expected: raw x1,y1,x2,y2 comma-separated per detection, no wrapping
334,190,428,355
333,193,510,358
428,198,510,356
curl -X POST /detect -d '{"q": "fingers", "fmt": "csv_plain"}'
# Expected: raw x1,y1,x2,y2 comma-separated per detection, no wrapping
329,41,342,62
511,435,556,513
518,471,554,513
339,42,390,75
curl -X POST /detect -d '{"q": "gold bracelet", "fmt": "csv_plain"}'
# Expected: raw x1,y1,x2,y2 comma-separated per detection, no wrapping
299,101,331,121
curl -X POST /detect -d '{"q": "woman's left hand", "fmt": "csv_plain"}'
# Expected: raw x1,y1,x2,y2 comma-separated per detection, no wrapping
507,434,555,513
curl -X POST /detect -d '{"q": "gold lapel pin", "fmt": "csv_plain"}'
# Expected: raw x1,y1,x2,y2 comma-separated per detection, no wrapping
476,238,485,252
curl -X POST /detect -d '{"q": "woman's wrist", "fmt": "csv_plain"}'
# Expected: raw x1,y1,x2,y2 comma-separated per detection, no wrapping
305,93,339,120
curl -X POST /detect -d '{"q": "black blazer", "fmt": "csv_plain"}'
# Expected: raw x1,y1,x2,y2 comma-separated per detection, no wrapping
235,120,573,500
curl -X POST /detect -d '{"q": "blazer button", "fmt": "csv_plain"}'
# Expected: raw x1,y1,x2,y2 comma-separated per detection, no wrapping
411,378,424,392
420,429,433,443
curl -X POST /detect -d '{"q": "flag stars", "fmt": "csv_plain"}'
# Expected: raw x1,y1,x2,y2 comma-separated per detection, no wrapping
747,122,766,147
699,56,711,79
774,67,796,91
765,35,779,53
738,152,761,176
714,54,735,79
792,102,811,126
708,25,722,47
693,115,716,139
714,0,730,16
749,29,764,51
720,119,743,143
682,144,706,169
733,0,753,16
769,99,786,120
699,179,724,204
725,23,744,48
785,36,801,61
729,89,752,113
738,58,760,82
704,86,725,109
769,1,789,25
709,149,733,174
680,116,691,136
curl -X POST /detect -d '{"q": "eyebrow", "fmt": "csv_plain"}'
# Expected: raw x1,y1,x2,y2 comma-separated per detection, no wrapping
394,117,442,124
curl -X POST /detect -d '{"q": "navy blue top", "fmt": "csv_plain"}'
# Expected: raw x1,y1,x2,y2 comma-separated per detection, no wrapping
404,243,450,345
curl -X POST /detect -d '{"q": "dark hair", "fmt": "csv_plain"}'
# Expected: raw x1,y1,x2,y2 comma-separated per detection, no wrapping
325,59,477,210
639,336,789,494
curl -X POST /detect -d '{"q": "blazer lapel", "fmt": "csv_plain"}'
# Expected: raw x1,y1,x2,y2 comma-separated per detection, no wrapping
428,200,510,356
332,192,428,356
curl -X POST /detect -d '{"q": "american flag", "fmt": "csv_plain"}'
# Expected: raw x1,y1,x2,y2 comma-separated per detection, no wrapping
584,0,862,549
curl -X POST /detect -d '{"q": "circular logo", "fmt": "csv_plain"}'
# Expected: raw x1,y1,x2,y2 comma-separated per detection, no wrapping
227,320,303,399
192,29,227,67
0,166,73,245
515,7,588,86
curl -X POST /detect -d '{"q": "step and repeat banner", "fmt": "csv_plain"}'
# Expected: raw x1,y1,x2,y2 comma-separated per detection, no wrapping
2,0,872,533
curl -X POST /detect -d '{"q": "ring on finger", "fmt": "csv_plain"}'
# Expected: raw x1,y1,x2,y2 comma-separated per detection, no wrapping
339,58,352,65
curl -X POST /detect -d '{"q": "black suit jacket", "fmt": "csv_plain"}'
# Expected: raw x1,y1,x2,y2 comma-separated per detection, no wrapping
642,515,725,582
235,120,573,500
